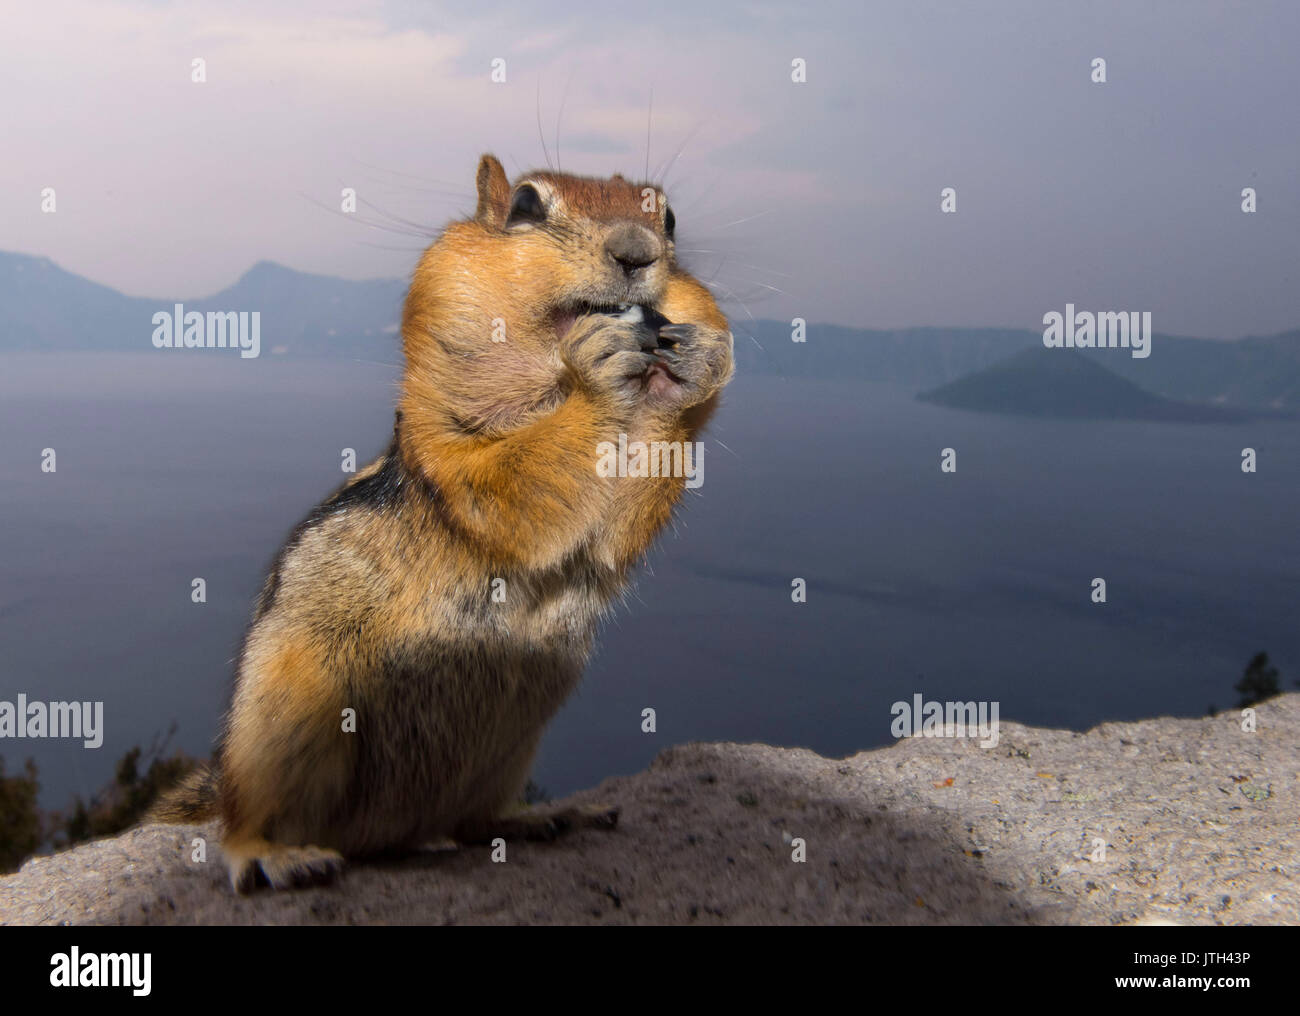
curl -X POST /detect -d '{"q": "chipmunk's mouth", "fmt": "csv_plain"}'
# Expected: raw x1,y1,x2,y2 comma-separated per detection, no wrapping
553,303,684,392
553,302,653,341
645,358,683,394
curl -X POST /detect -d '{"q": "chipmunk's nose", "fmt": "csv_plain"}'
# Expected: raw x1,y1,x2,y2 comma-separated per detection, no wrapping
605,224,661,276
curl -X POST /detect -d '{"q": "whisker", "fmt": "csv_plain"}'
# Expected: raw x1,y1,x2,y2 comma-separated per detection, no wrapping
700,252,730,286
297,191,434,240
709,208,776,231
536,79,553,170
556,63,576,173
732,279,792,297
352,178,472,198
681,251,795,283
348,158,468,192
356,198,440,234
710,437,741,460
667,171,724,215
656,121,704,186
702,277,770,352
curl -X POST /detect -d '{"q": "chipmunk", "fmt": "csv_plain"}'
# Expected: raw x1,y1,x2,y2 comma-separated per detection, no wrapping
151,153,734,892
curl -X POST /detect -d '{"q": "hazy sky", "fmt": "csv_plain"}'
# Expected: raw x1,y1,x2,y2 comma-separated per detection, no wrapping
3,0,1297,337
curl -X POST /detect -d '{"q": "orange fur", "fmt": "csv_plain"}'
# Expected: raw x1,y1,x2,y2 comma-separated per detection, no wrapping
153,153,734,891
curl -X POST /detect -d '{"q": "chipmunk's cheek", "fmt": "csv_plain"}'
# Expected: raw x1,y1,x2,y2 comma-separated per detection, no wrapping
553,311,578,340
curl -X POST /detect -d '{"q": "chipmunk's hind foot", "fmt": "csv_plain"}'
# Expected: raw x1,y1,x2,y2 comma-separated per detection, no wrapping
223,837,345,894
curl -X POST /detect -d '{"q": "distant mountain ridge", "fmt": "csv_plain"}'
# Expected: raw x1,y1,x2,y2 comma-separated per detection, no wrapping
917,347,1262,423
0,251,406,359
738,319,1300,412
2,250,1298,410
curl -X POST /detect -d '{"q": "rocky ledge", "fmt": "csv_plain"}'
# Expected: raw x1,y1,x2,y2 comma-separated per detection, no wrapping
2,695,1295,925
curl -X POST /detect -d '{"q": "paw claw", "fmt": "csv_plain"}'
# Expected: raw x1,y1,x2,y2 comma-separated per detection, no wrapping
657,322,697,346
230,858,259,895
224,841,345,893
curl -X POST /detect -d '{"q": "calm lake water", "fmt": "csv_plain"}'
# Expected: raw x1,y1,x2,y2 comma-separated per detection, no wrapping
2,352,1297,808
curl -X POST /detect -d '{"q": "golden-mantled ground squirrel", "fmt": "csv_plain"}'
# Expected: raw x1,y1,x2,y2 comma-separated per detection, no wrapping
152,154,734,892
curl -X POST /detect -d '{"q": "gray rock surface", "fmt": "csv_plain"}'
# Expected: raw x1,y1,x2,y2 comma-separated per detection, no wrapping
3,695,1296,925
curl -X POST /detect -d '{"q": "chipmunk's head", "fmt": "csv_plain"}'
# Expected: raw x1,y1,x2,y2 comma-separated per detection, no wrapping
400,154,704,437
403,154,679,359
472,153,678,339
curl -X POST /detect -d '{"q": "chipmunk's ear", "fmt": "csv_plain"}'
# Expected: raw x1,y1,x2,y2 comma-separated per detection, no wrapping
475,154,511,228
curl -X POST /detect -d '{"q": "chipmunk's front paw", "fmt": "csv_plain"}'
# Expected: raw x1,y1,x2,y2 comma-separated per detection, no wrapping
647,322,734,409
560,314,657,412
223,837,345,893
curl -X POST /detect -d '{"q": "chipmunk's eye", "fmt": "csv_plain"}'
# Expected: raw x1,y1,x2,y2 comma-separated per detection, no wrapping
506,184,546,226
663,204,676,239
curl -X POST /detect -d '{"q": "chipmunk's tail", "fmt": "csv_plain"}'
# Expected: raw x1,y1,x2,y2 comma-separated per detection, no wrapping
149,763,220,823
